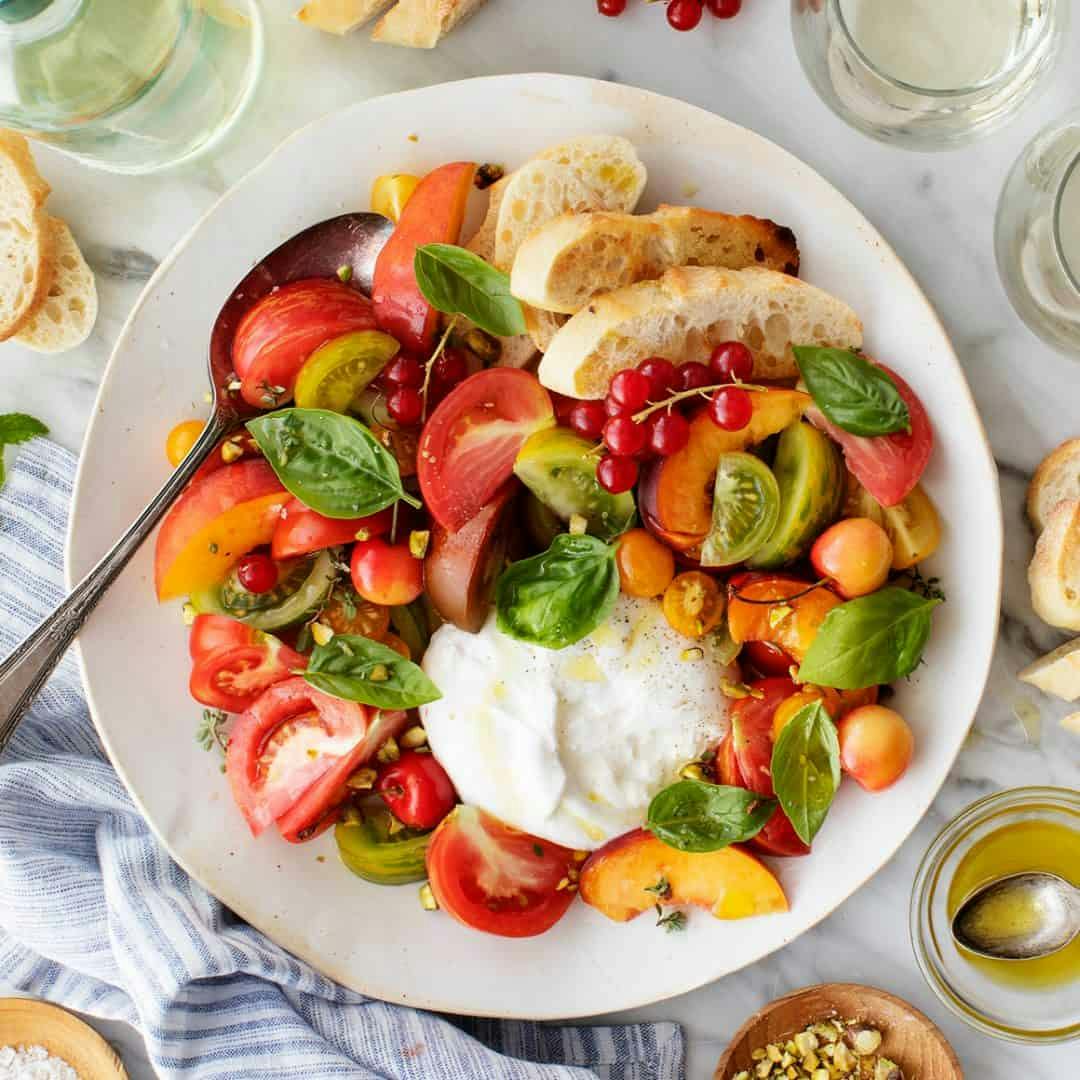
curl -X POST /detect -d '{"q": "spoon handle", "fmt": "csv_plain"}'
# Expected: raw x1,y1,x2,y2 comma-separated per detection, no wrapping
0,413,234,751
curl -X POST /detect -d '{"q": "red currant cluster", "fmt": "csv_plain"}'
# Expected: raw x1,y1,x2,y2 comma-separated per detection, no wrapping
557,341,755,495
597,0,742,31
377,346,469,426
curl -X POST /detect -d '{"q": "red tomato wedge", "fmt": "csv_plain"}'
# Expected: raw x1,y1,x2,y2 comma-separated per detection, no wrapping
154,459,288,601
418,369,554,531
190,637,307,714
190,614,259,661
371,161,476,355
750,808,811,858
271,498,392,560
806,361,932,507
426,806,577,938
731,677,798,798
232,279,377,408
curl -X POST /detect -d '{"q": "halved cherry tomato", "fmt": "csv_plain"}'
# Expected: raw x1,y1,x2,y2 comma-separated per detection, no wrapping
232,279,377,409
189,613,258,661
418,369,554,532
376,751,457,830
350,538,424,606
319,587,391,640
807,361,933,508
372,162,476,355
271,498,392,561
426,806,577,938
190,635,307,714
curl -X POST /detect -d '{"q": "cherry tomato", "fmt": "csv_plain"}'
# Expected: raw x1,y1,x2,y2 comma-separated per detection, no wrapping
709,386,753,430
568,400,607,441
236,552,278,594
351,538,424,606
637,357,677,401
165,420,205,467
616,528,676,598
603,416,647,457
609,369,651,411
710,341,753,382
320,587,391,639
811,517,894,598
706,0,742,17
838,705,914,791
377,751,457,829
190,636,307,714
432,347,468,388
426,806,577,938
272,499,392,561
387,386,424,425
662,571,724,638
646,410,690,457
597,454,638,494
667,0,703,30
605,394,632,418
674,361,712,392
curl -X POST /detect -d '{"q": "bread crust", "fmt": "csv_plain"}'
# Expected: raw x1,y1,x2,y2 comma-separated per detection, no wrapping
1028,499,1080,631
371,0,488,47
1027,437,1080,533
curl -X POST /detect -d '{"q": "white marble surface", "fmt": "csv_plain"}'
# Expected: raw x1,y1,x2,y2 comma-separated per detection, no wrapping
1,2,1079,1077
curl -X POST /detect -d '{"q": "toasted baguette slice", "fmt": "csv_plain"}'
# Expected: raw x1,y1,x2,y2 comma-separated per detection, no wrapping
14,218,96,353
512,205,800,315
524,306,566,353
1027,438,1080,533
295,0,394,33
371,0,487,47
538,266,863,398
1028,499,1080,631
1019,638,1080,701
0,131,53,341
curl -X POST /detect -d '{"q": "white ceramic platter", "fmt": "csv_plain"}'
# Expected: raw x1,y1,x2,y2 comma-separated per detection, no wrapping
68,74,1002,1019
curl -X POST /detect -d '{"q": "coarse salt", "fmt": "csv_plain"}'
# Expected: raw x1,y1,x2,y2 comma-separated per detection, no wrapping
0,1044,79,1080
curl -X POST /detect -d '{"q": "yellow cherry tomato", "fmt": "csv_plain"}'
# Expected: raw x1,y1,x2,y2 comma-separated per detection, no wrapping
662,571,724,639
616,528,675,598
165,419,205,467
371,174,421,223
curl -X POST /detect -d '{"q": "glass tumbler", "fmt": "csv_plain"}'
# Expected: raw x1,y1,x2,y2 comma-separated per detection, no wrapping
790,0,1063,150
0,0,264,173
996,110,1080,354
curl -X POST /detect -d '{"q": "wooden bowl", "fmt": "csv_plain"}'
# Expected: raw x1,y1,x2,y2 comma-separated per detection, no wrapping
714,983,962,1079
0,998,127,1079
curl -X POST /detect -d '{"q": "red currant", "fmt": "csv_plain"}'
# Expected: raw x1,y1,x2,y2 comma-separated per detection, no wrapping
383,354,424,388
605,394,632,418
646,410,691,457
597,0,627,13
551,392,578,426
236,552,278,594
609,368,652,412
667,0,703,30
387,386,423,425
706,0,741,16
432,347,468,387
597,454,639,494
710,341,754,382
603,415,648,457
568,400,607,441
674,361,713,393
709,385,753,431
637,357,677,401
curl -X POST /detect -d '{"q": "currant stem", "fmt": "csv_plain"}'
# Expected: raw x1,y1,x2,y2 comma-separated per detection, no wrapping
421,316,458,422
631,379,773,423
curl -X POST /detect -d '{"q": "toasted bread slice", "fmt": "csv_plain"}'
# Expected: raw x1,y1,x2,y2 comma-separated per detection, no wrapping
1027,438,1080,533
14,217,96,353
0,131,53,341
537,265,863,398
1019,638,1080,701
524,306,566,353
371,0,487,47
512,205,800,315
295,0,394,33
1028,499,1080,631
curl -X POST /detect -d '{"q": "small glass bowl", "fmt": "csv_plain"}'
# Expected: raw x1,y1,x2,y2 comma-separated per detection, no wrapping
910,787,1080,1044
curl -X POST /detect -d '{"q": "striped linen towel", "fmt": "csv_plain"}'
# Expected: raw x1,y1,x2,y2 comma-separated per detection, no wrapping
0,438,685,1080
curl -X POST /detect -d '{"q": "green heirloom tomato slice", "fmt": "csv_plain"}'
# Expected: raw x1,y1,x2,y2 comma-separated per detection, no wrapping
293,330,400,413
701,452,780,567
335,804,431,885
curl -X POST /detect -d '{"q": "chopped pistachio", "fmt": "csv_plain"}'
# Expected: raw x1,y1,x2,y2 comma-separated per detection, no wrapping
831,1043,856,1072
754,1063,771,1079
721,679,766,700
181,602,197,626
409,529,430,558
766,1044,783,1064
733,1073,750,1080
873,1061,902,1080
751,1049,767,1062
354,527,371,542
680,646,705,662
311,622,335,646
400,725,428,749
221,438,245,464
793,1032,819,1056
845,1026,882,1057
346,767,377,790
369,663,390,683
387,814,406,835
376,736,400,764
812,1071,829,1080
679,762,706,782
801,1051,819,1071
419,882,438,910
336,264,353,283
769,604,794,628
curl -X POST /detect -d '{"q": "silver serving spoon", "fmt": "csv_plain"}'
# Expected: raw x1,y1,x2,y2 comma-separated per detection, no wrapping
952,871,1080,961
0,211,393,750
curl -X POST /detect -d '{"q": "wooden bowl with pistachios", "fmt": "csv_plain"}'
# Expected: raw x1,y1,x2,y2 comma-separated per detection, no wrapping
714,984,962,1080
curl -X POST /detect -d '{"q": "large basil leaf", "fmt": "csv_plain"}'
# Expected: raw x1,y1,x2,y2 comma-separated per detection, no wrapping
793,346,910,437
770,700,841,846
247,408,418,519
414,243,527,337
797,587,940,689
495,533,618,650
304,634,441,710
647,780,776,853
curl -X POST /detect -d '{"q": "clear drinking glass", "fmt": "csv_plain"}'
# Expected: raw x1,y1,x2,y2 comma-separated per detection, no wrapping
790,0,1063,150
996,110,1080,354
0,0,263,173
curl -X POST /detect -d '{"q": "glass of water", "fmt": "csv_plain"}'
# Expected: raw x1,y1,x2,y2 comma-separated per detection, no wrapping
996,111,1080,354
790,0,1063,150
0,0,263,173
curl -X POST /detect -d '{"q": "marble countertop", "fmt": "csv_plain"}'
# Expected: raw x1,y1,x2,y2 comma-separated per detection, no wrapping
2,1,1079,1077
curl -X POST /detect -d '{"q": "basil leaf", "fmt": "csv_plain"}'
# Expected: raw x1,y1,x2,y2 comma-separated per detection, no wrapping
495,533,618,650
247,408,419,519
414,243,527,337
647,780,776,853
0,412,48,488
770,700,841,846
793,346,910,437
797,587,940,689
304,634,442,710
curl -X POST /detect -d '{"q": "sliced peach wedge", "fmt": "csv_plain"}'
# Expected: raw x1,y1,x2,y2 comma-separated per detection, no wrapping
579,828,787,923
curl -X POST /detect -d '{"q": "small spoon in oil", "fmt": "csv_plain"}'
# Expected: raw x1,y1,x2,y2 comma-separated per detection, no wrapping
952,872,1080,961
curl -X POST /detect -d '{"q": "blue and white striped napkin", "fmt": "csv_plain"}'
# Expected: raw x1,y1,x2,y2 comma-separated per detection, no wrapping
0,438,685,1080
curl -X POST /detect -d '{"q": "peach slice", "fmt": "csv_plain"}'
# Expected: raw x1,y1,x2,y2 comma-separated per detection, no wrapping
579,828,787,923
